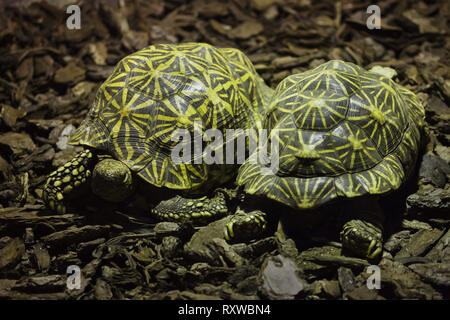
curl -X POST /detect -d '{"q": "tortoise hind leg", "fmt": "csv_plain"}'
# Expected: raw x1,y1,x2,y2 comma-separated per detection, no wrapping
340,198,384,260
42,150,97,213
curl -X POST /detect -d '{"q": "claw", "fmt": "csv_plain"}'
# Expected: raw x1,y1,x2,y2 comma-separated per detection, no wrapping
368,245,382,260
224,223,235,240
223,225,231,241
367,239,377,255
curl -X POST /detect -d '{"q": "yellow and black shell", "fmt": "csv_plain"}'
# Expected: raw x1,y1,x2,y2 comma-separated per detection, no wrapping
237,60,425,209
69,43,271,190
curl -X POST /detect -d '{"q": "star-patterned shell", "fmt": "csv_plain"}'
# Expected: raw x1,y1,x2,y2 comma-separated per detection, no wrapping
69,43,271,190
237,60,425,209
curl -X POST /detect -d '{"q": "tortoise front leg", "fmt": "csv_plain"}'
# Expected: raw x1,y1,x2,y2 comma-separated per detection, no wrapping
151,193,228,224
340,198,384,260
42,150,97,213
223,208,267,242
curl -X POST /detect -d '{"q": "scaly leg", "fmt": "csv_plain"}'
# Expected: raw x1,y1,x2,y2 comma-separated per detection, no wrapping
151,193,228,224
42,150,97,213
340,198,384,260
223,208,267,242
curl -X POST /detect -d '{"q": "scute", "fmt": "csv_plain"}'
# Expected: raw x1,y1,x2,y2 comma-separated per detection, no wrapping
347,73,407,156
69,43,271,191
237,60,425,210
328,122,383,172
274,116,347,177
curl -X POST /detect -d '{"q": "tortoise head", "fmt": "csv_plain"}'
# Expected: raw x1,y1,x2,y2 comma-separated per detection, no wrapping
91,158,134,202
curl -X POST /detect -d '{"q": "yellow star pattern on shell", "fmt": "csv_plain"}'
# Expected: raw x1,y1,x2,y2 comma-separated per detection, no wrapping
237,60,425,210
68,43,272,190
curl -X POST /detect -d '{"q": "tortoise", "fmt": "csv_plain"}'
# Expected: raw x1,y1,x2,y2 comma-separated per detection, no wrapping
42,43,272,220
227,60,426,259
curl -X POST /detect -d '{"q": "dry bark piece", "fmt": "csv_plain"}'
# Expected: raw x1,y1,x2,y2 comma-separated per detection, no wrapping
29,119,64,131
122,30,149,51
86,65,115,81
249,52,277,64
395,229,445,259
425,229,450,262
13,275,66,293
384,230,411,254
88,42,108,66
210,238,244,267
194,0,229,17
295,246,340,280
0,207,84,233
0,132,36,154
41,225,112,249
34,55,55,78
378,258,442,299
54,61,86,84
102,264,143,288
272,70,290,82
94,278,113,300
315,15,335,27
77,238,106,258
160,236,182,259
154,222,183,237
407,185,450,214
317,280,342,299
250,0,283,11
418,154,450,188
401,219,433,231
343,286,382,300
231,21,264,39
99,2,130,35
259,254,307,299
409,263,450,287
209,19,232,37
435,145,450,164
184,217,230,265
272,54,321,69
71,81,97,98
15,57,34,80
1,105,26,128
15,144,54,170
0,279,17,297
31,244,51,272
337,267,356,292
0,155,14,181
402,10,439,34
0,238,25,270
263,5,279,20
299,246,369,271
232,237,277,259
63,23,94,42
56,124,76,150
